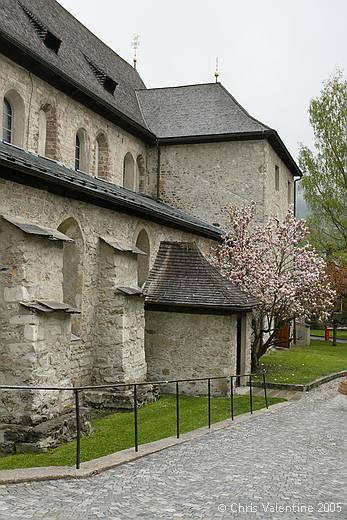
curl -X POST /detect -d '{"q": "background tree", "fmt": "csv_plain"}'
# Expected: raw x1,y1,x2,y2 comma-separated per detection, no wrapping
212,203,335,369
326,262,347,313
298,69,347,263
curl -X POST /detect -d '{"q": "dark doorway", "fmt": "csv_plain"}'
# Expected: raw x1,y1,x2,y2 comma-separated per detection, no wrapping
236,317,242,386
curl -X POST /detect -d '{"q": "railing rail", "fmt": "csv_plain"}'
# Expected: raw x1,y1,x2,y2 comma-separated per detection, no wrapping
0,371,268,469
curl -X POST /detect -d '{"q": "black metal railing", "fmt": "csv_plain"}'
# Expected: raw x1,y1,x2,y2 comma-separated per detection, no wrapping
0,372,268,470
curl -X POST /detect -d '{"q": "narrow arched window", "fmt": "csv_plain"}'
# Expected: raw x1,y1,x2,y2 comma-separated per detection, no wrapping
123,152,135,190
95,132,109,179
2,97,13,144
38,109,47,156
136,229,150,287
75,133,81,170
75,128,89,172
58,218,84,337
137,154,146,193
2,90,25,147
37,103,58,159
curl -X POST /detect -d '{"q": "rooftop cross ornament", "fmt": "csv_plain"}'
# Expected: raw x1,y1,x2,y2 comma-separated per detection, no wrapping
214,56,219,83
132,34,141,70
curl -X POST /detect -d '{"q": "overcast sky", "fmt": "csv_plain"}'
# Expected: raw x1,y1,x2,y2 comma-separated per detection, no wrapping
58,0,346,162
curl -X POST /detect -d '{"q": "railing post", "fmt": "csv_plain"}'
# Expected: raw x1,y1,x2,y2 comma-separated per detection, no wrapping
133,384,138,452
207,378,211,428
176,381,180,439
230,375,234,420
262,372,268,409
74,388,81,470
249,374,253,415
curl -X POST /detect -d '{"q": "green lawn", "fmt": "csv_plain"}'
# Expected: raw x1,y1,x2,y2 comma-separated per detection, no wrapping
258,339,347,385
311,328,347,340
0,394,282,471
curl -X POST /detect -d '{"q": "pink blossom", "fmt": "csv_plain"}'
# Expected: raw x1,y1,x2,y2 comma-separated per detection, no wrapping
211,203,336,344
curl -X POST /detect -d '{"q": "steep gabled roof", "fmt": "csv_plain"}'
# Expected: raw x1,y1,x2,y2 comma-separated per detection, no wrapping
144,241,258,311
136,83,270,138
0,0,151,136
0,142,222,241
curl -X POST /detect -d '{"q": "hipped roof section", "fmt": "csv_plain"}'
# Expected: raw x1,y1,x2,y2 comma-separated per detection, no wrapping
136,83,269,138
144,241,259,312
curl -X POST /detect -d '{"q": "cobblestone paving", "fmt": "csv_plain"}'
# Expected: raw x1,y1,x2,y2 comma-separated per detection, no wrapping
0,380,346,520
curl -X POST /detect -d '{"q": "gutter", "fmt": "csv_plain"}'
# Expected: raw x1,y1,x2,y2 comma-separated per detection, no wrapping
293,177,301,217
156,140,161,199
157,129,302,178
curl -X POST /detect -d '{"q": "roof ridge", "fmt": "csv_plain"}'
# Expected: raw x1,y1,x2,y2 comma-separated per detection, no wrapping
135,90,151,131
136,82,218,92
218,83,272,131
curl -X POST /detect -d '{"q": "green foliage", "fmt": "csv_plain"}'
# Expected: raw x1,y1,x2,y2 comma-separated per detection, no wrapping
258,339,347,384
299,70,347,263
0,394,283,471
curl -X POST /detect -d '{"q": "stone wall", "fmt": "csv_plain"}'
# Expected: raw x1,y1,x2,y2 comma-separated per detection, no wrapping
264,141,294,221
147,140,294,228
0,220,73,427
145,310,251,395
0,52,294,229
84,241,148,409
0,53,147,186
0,178,215,392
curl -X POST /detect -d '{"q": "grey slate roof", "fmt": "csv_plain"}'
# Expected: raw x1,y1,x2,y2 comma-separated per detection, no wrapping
0,0,301,176
1,215,73,242
100,237,146,255
20,300,79,313
136,83,270,138
0,142,222,241
144,242,258,311
0,0,147,128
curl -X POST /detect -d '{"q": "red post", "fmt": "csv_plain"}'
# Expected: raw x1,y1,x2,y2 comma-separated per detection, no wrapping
324,325,330,342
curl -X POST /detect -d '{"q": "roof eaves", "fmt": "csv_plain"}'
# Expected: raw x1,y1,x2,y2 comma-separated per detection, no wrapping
145,301,254,312
0,148,223,242
157,130,302,177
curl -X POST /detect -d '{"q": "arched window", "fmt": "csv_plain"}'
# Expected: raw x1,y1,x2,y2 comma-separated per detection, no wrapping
137,154,146,193
75,134,81,170
2,90,25,147
123,152,135,190
95,132,109,179
136,229,150,287
75,128,89,172
37,103,58,159
2,98,12,144
58,218,84,337
38,109,47,156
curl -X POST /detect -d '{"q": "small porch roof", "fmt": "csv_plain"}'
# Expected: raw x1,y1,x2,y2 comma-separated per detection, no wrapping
144,242,258,312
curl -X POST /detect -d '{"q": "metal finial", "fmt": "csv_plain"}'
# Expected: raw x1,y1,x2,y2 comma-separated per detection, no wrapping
132,34,141,69
214,56,219,83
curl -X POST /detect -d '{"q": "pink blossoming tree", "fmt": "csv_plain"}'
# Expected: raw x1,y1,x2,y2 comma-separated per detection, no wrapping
211,203,336,369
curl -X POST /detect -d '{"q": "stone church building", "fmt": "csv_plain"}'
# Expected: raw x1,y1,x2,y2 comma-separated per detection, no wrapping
0,0,300,452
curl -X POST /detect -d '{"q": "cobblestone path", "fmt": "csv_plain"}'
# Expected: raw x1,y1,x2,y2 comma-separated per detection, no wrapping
0,380,346,520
